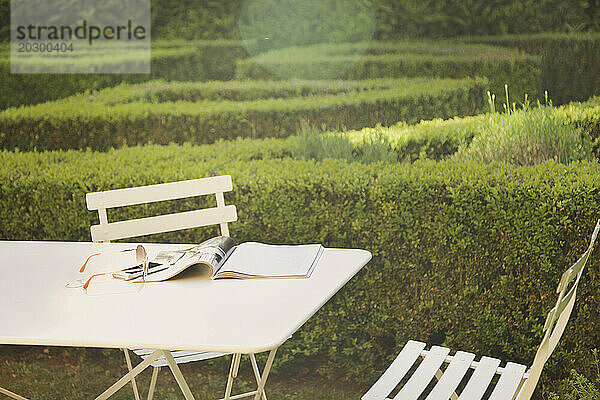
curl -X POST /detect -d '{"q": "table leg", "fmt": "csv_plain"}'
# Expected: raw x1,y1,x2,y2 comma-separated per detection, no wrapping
161,350,196,400
95,350,162,400
249,354,268,400
252,349,277,400
123,348,141,400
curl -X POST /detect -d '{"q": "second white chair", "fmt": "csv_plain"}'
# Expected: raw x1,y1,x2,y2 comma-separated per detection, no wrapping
362,219,600,400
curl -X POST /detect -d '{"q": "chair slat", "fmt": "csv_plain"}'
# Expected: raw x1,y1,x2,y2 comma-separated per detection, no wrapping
86,176,233,210
488,362,527,400
133,349,212,358
426,351,475,400
133,350,231,368
393,345,451,400
457,356,502,400
362,341,426,400
90,206,237,242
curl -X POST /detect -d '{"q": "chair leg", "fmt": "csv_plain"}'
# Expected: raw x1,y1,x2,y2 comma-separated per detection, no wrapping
224,353,242,400
147,366,160,400
161,350,196,400
123,349,141,400
250,354,268,400
0,387,29,400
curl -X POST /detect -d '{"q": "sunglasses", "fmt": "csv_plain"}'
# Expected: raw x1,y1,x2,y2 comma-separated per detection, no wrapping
67,245,149,291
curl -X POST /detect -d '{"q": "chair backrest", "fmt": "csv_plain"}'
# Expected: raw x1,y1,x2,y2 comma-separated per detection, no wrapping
86,176,237,243
517,219,600,400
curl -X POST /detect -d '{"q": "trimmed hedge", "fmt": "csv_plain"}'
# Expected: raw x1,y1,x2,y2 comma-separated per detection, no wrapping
79,78,418,104
2,149,600,395
462,33,600,104
0,40,248,109
239,41,524,58
314,97,600,162
235,44,541,103
0,77,487,151
1,0,595,42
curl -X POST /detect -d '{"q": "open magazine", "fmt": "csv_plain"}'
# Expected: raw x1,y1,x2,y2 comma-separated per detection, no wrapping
112,236,324,281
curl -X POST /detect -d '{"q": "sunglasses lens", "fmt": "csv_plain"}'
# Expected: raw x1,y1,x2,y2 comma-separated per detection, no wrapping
65,279,85,288
136,245,147,264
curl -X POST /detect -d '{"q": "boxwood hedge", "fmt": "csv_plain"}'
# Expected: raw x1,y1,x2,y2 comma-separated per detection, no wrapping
235,43,541,103
462,33,600,105
0,40,248,109
1,148,600,395
0,77,487,151
77,78,422,104
315,97,600,162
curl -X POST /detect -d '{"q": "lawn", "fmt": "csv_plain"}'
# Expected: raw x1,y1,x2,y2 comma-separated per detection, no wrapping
1,346,360,399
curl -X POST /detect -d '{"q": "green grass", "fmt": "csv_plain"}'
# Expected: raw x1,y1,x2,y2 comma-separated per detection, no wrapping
0,346,361,399
454,106,593,165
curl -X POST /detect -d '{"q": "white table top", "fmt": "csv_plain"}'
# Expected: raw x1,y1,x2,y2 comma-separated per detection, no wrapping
0,241,371,353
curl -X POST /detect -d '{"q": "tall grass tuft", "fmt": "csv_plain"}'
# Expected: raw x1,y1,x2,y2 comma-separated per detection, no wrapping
455,106,592,166
292,121,397,164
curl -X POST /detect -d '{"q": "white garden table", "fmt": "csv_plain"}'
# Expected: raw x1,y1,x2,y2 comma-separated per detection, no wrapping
0,241,371,399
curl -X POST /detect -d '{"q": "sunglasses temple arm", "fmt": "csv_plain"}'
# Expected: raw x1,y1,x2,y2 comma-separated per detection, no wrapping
79,253,101,273
83,272,106,290
79,248,137,273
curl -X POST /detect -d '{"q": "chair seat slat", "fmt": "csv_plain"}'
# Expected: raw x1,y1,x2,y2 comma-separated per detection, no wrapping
133,349,228,358
393,345,451,400
150,352,229,367
362,340,426,400
426,351,475,400
488,362,527,400
457,356,501,400
133,349,231,368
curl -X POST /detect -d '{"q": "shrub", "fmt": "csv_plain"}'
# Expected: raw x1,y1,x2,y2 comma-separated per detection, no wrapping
371,0,593,39
235,43,541,103
462,33,600,104
237,40,521,60
556,97,600,158
343,118,484,162
455,106,593,165
2,0,594,42
549,350,600,400
2,149,600,395
0,40,248,109
0,77,487,151
323,97,600,163
82,78,413,104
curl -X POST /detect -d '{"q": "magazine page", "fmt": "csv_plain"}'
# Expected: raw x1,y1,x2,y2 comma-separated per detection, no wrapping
114,236,236,281
215,242,324,279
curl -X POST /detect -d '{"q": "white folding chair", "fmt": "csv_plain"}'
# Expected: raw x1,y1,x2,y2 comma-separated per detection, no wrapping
86,176,269,400
362,219,600,400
